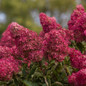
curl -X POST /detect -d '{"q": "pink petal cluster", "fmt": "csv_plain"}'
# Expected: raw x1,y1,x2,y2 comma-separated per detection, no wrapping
60,28,74,45
68,69,86,86
68,5,86,42
69,48,86,69
11,46,21,59
0,23,15,47
9,22,43,62
0,57,20,81
43,29,70,62
39,13,74,44
0,46,12,59
39,13,74,62
0,23,22,59
0,46,20,81
68,5,86,86
39,13,62,38
69,48,86,85
39,13,62,33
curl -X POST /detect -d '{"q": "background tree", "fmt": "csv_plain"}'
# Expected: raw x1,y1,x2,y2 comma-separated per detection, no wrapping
0,0,85,35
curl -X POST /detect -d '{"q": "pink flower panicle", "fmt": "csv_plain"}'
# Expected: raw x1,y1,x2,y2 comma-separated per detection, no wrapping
0,57,20,81
68,4,85,27
68,5,86,42
39,13,74,44
0,22,15,47
28,50,43,62
10,22,43,62
68,73,77,86
39,13,62,33
58,28,74,45
68,69,86,86
43,29,70,62
71,4,85,21
39,31,45,38
69,48,86,69
0,22,22,60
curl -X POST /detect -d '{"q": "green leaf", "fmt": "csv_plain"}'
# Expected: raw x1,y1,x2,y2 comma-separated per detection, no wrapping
33,72,43,77
22,80,38,86
22,65,27,77
52,81,63,86
42,84,47,86
7,80,13,86
0,81,7,85
23,80,32,86
28,65,37,79
76,42,85,53
14,77,19,86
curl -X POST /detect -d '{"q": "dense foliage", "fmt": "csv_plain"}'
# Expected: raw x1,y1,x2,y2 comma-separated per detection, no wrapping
0,4,86,86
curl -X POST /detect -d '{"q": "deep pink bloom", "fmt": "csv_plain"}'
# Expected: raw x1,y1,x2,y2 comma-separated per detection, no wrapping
39,31,45,38
69,48,83,69
28,50,43,62
69,48,86,69
11,46,21,59
68,69,86,86
0,46,12,59
39,13,74,44
68,5,86,42
43,29,70,62
0,22,22,60
84,30,86,36
59,28,74,45
39,13,62,33
10,22,43,63
0,22,15,47
0,57,20,81
71,4,85,21
68,73,77,86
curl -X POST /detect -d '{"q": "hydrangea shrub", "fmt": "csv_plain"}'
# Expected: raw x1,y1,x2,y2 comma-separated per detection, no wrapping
0,4,86,86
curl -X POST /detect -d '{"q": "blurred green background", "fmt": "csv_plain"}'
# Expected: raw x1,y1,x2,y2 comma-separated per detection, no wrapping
0,0,86,35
